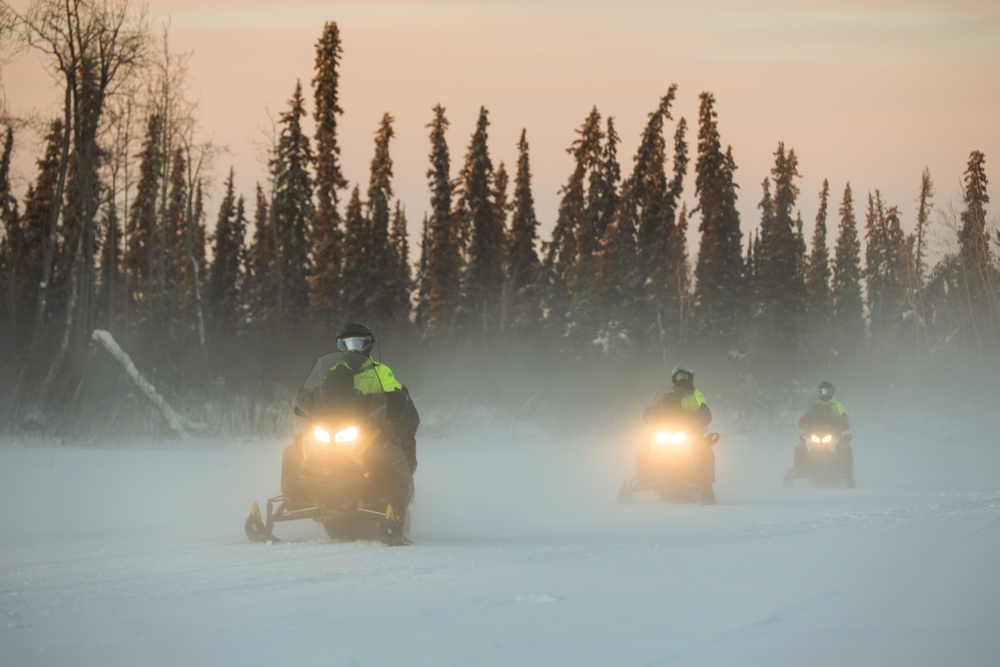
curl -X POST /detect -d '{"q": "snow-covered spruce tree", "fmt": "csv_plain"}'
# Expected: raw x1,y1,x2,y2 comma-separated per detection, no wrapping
309,21,348,329
269,80,314,327
455,107,504,340
505,128,543,334
831,182,865,354
424,104,460,341
692,92,744,353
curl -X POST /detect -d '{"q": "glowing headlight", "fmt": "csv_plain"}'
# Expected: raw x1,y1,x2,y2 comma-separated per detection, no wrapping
334,426,359,443
822,434,833,444
313,426,331,443
810,434,820,444
655,431,687,444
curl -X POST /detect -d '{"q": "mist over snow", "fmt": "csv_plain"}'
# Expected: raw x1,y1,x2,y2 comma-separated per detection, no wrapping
2,356,1000,667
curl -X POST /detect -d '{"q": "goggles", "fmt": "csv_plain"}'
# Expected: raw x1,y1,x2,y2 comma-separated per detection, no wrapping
673,371,692,382
337,336,370,354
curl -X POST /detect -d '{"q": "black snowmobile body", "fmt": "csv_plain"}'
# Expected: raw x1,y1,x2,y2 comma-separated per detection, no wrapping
783,430,855,489
245,352,415,546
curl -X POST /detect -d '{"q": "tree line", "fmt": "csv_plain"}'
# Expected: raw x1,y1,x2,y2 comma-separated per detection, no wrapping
0,3,997,436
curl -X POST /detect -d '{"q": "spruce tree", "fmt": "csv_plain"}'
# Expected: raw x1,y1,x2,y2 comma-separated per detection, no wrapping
956,150,996,351
124,114,163,331
0,127,17,343
631,87,686,349
803,179,833,360
388,200,412,331
207,170,245,334
506,129,542,333
692,92,744,350
546,107,601,341
831,183,865,352
270,81,314,327
757,143,805,361
11,126,61,334
340,186,368,321
425,104,460,339
364,112,397,329
413,214,431,332
247,184,280,330
456,107,504,338
310,22,348,327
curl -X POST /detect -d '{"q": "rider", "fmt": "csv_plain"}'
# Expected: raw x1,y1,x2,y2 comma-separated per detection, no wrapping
319,322,420,472
644,364,712,431
644,364,716,504
795,381,854,485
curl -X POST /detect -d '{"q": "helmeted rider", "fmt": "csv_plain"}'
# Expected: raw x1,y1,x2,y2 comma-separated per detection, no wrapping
319,322,420,472
644,364,713,431
798,381,849,433
795,381,854,486
644,364,716,504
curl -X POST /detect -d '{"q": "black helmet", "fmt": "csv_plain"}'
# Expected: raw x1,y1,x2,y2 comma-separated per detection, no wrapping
818,381,835,401
671,364,695,388
336,322,375,358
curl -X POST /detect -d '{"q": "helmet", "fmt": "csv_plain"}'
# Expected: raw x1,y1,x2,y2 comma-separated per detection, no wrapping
818,381,835,401
336,322,375,358
670,364,695,388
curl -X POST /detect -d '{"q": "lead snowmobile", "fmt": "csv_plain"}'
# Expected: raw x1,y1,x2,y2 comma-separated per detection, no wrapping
244,352,415,546
619,388,720,505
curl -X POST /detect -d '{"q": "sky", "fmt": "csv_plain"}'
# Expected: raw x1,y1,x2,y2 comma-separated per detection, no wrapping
2,394,1000,666
3,0,999,255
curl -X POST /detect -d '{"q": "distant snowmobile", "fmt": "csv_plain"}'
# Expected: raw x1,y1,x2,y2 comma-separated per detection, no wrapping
244,352,414,546
619,389,720,505
783,429,856,489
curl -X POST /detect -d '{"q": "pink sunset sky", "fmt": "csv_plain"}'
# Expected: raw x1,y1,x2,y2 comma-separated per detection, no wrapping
3,0,999,257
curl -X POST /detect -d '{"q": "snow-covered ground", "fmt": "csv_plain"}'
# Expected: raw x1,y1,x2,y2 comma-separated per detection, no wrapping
2,403,999,666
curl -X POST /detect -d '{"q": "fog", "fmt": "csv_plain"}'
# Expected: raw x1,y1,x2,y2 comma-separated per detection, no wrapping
2,352,998,666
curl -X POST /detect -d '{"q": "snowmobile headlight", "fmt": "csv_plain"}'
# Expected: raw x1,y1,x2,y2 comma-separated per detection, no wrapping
654,431,687,447
810,434,821,444
821,434,833,444
334,426,359,443
313,426,332,443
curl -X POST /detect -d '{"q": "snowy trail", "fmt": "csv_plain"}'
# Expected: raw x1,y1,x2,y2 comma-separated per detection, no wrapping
2,420,999,667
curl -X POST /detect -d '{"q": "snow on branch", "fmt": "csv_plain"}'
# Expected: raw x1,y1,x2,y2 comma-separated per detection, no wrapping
91,329,203,437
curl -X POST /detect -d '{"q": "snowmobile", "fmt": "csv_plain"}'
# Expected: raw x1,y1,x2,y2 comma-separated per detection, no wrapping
783,429,855,489
244,352,415,546
618,401,720,505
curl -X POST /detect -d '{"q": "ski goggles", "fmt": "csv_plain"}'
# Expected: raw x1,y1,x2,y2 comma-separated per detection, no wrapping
337,336,371,353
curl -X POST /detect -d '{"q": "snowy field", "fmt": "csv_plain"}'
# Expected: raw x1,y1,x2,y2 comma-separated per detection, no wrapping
2,403,999,667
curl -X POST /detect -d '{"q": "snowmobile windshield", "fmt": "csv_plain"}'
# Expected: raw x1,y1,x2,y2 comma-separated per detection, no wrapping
294,352,388,419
